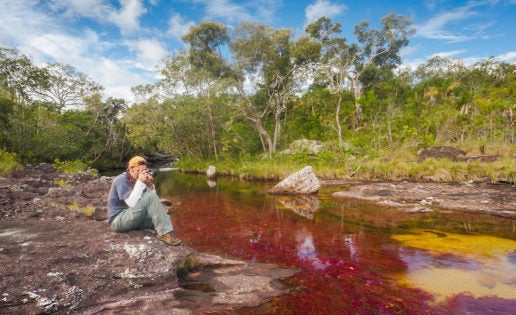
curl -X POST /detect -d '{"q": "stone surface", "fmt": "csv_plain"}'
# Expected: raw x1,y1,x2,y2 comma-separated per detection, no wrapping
268,166,321,195
330,180,516,218
417,146,466,162
283,139,324,155
206,165,217,179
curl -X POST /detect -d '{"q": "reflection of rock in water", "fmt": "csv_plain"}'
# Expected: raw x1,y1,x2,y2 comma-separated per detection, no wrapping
275,195,320,219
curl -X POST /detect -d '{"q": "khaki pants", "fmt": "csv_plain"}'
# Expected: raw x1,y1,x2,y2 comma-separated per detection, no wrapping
110,190,173,236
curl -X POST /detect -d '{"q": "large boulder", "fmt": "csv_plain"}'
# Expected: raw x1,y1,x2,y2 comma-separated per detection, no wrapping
268,166,320,195
417,146,466,162
283,139,324,155
207,165,217,179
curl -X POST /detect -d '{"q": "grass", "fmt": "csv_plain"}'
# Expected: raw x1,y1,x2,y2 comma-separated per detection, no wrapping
67,201,80,211
0,150,21,177
82,205,96,218
54,178,69,189
53,159,98,176
176,141,515,184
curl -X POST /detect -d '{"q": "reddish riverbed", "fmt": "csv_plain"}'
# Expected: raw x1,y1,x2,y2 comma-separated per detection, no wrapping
158,172,516,314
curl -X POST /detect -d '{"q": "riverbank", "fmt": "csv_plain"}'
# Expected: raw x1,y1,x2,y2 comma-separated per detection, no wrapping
175,147,515,186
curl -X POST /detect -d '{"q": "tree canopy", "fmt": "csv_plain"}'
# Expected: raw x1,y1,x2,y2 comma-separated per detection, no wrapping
0,13,514,170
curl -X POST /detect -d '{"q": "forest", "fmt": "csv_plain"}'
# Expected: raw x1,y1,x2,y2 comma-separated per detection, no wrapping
0,14,514,182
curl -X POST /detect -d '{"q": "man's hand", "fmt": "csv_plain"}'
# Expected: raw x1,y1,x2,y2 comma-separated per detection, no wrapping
138,169,153,184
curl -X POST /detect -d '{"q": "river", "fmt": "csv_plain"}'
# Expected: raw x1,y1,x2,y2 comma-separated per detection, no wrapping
155,170,516,314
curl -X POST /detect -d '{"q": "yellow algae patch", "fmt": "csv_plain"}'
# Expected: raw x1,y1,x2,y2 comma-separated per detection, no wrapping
390,229,516,304
391,229,516,257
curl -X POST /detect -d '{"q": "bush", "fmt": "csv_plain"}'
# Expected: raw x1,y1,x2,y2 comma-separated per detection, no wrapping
53,159,96,175
0,150,20,177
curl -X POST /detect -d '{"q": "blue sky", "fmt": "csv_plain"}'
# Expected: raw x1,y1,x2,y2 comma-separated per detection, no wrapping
1,0,515,102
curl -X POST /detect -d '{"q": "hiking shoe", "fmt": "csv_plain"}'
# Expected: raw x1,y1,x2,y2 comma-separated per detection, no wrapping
156,233,182,246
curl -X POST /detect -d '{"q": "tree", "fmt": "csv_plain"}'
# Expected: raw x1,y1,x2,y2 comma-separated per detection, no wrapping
182,22,232,161
84,95,129,164
307,14,414,130
31,63,103,110
305,17,353,146
0,91,15,147
230,22,319,156
0,47,48,105
352,14,415,122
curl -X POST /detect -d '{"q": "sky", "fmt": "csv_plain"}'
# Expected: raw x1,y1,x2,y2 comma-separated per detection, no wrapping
1,0,515,103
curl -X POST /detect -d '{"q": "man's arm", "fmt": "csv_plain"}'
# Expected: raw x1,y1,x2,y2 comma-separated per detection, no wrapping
124,180,146,207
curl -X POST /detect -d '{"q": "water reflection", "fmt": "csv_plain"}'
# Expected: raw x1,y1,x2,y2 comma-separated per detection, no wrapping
275,195,320,219
395,248,516,303
295,228,329,270
343,234,359,261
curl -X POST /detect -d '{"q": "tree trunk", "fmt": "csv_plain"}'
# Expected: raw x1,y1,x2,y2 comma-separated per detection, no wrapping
256,119,273,158
352,76,362,129
272,101,282,153
206,102,218,162
336,94,343,147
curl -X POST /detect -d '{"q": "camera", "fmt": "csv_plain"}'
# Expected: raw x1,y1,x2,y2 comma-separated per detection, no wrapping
145,169,156,177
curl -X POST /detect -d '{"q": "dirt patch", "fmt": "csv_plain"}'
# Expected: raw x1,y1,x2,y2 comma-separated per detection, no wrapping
0,164,296,314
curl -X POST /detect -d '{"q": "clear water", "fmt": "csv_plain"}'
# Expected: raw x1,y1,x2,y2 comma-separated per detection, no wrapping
155,171,516,314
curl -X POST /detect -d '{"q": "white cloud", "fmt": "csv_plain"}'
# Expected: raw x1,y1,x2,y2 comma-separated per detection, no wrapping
304,0,348,25
0,0,156,102
125,39,168,71
0,1,55,46
167,13,195,39
47,0,108,19
48,0,147,36
415,1,499,43
429,50,465,59
194,0,253,23
416,9,475,42
108,0,147,35
88,57,148,100
400,45,419,58
192,0,279,25
495,51,516,62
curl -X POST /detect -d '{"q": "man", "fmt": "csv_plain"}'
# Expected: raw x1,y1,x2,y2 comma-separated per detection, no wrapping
107,156,182,246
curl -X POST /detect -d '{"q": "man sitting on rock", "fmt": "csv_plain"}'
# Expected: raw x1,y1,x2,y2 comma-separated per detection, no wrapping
107,156,182,246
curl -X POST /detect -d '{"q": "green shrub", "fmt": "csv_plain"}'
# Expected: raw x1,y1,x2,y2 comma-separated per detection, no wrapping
0,150,20,177
53,159,97,175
